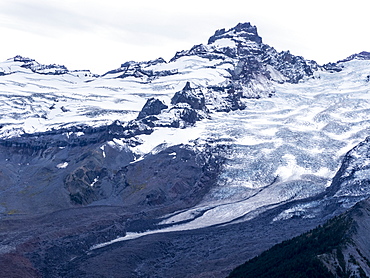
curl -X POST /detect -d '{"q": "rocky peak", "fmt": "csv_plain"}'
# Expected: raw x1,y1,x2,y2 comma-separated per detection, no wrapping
120,58,166,68
311,51,370,74
169,22,316,86
171,82,206,110
137,98,168,120
338,51,370,63
13,55,35,63
208,22,262,45
104,58,176,80
11,55,69,75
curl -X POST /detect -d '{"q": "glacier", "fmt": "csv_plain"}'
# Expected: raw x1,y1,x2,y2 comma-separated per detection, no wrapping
87,59,370,248
1,22,370,277
1,43,370,228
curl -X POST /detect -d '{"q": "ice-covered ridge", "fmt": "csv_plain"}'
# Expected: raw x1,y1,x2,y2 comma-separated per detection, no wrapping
0,54,231,138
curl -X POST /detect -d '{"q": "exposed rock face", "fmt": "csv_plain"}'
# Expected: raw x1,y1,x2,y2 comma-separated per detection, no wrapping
103,58,178,81
14,55,69,75
208,22,263,45
2,21,370,278
338,51,370,63
169,82,208,125
0,118,227,211
131,82,209,129
205,85,247,112
0,121,148,149
137,98,168,120
171,22,318,87
265,49,315,83
171,81,206,110
323,62,343,72
113,144,227,211
322,51,370,73
64,156,110,205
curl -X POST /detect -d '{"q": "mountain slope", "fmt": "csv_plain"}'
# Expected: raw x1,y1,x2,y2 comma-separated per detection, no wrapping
0,21,370,277
0,22,315,138
228,197,370,278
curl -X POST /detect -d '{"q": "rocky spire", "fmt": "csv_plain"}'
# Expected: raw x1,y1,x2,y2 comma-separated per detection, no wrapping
207,22,262,45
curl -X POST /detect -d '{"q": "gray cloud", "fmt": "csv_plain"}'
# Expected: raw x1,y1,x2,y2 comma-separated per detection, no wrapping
0,0,103,37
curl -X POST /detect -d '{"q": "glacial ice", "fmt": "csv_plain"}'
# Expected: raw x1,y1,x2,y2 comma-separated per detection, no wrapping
1,54,370,240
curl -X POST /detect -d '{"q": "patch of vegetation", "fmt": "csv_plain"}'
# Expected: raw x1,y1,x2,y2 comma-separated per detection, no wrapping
228,215,353,278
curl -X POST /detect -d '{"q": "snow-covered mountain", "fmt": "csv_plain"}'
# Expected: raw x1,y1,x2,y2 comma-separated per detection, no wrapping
0,22,317,138
1,22,370,277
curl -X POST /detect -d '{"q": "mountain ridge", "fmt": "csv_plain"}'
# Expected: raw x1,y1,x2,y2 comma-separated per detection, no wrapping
0,21,370,277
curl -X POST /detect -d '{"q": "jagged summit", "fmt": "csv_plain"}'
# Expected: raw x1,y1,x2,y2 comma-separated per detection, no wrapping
13,55,35,63
1,22,370,140
1,55,69,75
208,22,262,44
2,21,370,278
338,51,370,63
168,21,318,86
323,51,370,73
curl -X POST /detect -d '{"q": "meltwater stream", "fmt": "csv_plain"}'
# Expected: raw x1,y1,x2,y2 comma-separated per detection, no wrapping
92,60,370,249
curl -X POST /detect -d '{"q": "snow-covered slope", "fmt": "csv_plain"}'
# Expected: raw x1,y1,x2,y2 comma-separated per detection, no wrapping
89,58,370,244
0,22,315,138
0,23,370,224
1,21,370,227
1,22,370,278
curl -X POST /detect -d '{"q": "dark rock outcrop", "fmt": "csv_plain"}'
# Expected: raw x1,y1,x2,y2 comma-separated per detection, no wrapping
113,143,227,212
208,22,263,45
13,55,35,63
338,51,370,63
133,82,209,128
168,82,208,125
322,51,370,74
171,82,206,110
171,22,317,86
323,62,343,72
103,58,178,81
137,98,168,120
267,50,315,83
13,55,69,75
0,120,153,150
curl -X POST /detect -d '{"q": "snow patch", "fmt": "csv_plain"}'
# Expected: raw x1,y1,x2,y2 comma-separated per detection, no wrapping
132,124,205,155
100,145,106,158
56,162,68,169
274,154,307,181
90,176,99,187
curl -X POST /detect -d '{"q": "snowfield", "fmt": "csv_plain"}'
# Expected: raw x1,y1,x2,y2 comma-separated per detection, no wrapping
1,55,370,244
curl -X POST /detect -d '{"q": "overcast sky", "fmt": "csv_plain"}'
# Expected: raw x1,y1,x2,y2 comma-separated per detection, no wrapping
0,0,368,74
